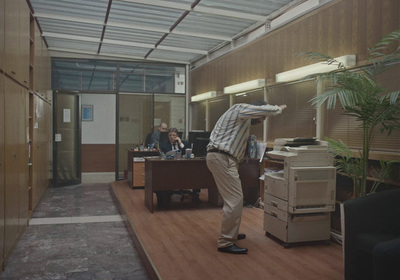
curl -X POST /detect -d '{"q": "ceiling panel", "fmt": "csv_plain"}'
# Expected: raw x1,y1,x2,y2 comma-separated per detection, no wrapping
100,43,150,57
32,0,109,20
103,26,163,45
46,38,100,53
161,33,223,52
108,1,182,29
30,0,322,64
196,0,293,15
175,12,256,39
29,0,329,89
148,49,201,63
38,18,104,38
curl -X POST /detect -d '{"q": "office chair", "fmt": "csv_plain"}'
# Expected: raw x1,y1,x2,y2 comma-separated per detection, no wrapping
145,132,153,147
172,189,200,202
342,188,400,280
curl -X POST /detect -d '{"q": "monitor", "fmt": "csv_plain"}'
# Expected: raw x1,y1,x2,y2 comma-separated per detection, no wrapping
188,131,211,146
192,137,210,157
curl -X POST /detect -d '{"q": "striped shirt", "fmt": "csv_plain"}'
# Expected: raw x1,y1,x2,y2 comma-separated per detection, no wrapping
207,103,282,161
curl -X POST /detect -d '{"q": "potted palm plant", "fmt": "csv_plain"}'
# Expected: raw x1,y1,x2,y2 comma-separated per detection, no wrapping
299,29,400,198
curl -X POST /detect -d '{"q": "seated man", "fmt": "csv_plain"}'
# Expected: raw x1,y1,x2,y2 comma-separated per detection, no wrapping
160,127,188,156
159,128,200,204
150,122,168,148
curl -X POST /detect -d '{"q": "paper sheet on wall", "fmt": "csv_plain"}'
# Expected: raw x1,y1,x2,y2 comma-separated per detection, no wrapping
63,109,71,123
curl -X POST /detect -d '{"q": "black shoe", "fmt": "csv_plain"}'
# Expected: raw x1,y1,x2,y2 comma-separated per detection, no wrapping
218,244,248,254
237,233,246,240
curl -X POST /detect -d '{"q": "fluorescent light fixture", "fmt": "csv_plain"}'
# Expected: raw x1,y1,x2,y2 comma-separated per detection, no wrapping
235,92,247,97
223,79,265,94
276,55,356,82
190,91,216,102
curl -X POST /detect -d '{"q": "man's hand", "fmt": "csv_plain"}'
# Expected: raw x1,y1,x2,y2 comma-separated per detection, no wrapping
175,136,182,145
280,105,287,111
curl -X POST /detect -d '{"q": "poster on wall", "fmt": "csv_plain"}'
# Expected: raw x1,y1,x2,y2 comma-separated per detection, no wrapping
82,105,93,121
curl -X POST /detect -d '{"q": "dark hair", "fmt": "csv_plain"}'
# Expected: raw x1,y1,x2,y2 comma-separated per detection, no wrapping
251,100,267,106
168,127,179,134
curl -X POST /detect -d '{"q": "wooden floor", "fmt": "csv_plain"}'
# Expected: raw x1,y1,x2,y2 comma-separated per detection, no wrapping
111,180,344,280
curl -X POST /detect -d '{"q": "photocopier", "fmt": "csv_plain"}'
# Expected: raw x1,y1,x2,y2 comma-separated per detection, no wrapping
263,138,336,247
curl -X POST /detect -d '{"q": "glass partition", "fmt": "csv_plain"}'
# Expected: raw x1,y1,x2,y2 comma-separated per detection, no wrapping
118,94,153,179
52,58,187,180
117,93,186,178
52,58,186,94
155,94,186,138
190,101,206,131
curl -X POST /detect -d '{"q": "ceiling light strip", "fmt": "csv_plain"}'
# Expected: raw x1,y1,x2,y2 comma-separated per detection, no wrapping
191,91,217,102
275,55,357,82
223,79,265,94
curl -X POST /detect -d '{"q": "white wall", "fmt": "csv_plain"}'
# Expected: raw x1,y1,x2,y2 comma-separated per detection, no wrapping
81,94,116,144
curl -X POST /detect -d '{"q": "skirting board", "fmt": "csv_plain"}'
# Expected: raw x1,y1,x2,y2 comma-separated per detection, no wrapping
82,172,115,184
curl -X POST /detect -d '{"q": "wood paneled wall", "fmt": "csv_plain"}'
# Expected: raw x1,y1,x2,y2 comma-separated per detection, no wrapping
189,0,400,160
190,0,400,95
31,95,52,210
0,74,5,271
1,0,52,269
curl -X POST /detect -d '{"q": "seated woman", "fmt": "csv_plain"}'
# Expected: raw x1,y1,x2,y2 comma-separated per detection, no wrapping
158,128,200,205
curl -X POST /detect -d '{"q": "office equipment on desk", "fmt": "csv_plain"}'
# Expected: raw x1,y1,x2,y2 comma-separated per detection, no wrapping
192,138,209,157
185,148,192,159
263,138,336,247
248,135,257,158
188,131,211,145
265,137,327,160
188,131,211,158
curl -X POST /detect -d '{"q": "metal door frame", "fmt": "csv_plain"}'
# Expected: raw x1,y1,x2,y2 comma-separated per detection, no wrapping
52,90,81,186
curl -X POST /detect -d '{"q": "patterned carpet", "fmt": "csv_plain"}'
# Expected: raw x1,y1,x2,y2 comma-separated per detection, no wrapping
0,183,149,280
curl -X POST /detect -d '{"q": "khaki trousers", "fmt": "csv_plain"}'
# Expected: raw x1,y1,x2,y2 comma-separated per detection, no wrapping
206,152,243,248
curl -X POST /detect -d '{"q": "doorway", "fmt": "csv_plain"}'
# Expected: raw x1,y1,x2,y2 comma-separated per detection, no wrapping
53,91,81,186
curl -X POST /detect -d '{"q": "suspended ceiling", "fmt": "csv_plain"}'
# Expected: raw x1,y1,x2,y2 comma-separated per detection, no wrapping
29,0,331,68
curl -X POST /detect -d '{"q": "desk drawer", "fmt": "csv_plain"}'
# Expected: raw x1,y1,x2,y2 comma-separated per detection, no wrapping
133,162,145,187
133,174,145,186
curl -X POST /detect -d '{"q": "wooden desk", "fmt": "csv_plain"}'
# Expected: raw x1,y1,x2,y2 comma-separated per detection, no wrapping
127,150,160,188
144,157,260,213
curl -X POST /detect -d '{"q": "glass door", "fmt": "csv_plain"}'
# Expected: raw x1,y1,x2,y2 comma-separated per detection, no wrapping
117,94,153,179
53,91,81,186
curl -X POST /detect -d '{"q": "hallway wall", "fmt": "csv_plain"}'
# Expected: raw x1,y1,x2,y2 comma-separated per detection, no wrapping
0,0,52,269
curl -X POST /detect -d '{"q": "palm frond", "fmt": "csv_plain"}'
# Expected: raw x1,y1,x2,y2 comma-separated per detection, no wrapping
369,160,399,193
380,90,400,104
367,30,400,77
368,29,400,60
326,138,354,159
